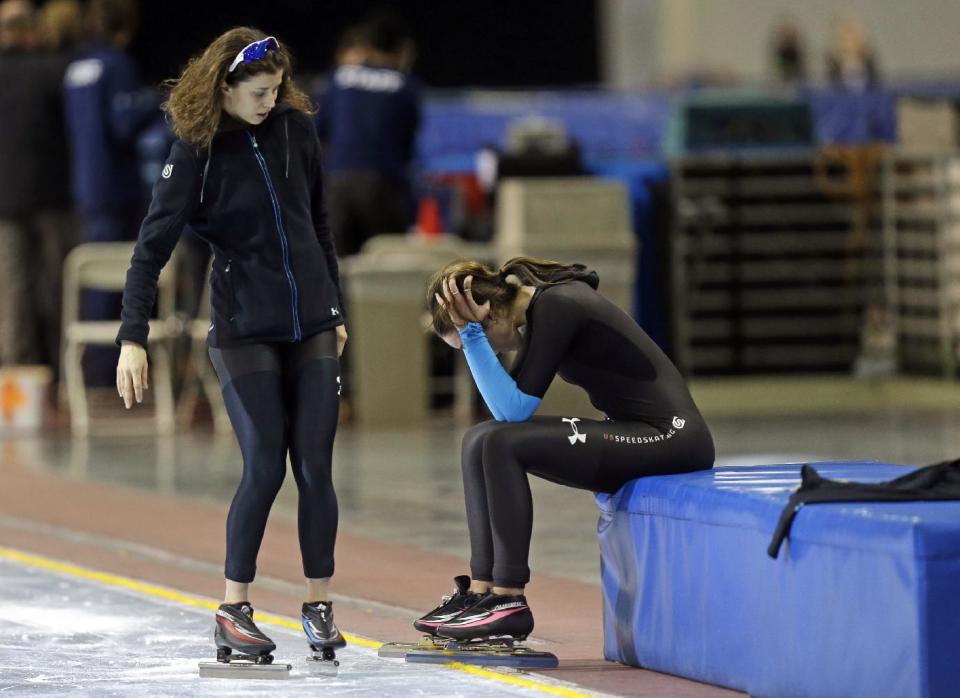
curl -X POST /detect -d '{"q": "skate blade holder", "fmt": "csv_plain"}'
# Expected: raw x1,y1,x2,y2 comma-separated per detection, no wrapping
377,636,447,659
306,646,340,676
198,659,292,679
405,648,559,669
404,638,558,669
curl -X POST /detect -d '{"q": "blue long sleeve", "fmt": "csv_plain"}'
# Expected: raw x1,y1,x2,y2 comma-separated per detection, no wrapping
459,323,541,422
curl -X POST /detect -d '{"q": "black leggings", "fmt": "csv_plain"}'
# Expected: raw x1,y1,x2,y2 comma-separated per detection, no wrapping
208,330,340,583
462,415,714,588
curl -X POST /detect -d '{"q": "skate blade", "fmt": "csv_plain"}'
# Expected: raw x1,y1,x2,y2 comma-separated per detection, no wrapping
198,660,292,679
306,656,340,677
405,647,559,669
378,637,447,658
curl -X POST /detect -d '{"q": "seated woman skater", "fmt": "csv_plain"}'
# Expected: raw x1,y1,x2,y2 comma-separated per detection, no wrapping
415,257,715,641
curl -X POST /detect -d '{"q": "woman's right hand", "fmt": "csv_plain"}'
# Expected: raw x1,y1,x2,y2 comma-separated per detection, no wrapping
117,341,149,409
435,275,490,330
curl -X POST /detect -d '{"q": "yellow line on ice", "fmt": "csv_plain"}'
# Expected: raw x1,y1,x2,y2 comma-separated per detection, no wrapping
0,547,589,697
438,660,590,696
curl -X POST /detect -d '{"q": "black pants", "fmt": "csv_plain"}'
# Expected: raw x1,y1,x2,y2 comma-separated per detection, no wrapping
462,415,714,588
326,172,412,256
208,330,340,583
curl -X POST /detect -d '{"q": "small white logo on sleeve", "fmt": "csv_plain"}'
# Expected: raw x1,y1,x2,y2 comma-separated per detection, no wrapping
672,416,686,430
562,417,587,445
331,307,339,316
162,163,174,179
65,59,104,87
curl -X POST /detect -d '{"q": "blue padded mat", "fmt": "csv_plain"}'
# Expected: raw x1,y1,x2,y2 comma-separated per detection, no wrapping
596,461,960,698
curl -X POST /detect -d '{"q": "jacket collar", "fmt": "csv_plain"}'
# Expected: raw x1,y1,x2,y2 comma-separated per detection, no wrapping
218,102,295,134
202,103,297,203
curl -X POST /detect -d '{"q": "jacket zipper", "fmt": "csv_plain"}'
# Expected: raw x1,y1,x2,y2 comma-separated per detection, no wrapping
246,131,302,341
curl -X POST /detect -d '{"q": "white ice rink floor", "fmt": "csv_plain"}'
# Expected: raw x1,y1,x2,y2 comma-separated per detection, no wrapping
0,552,591,697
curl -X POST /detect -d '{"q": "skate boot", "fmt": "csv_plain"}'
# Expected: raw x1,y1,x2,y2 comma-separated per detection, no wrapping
436,592,534,643
302,601,345,675
413,575,483,637
199,603,290,679
214,602,276,662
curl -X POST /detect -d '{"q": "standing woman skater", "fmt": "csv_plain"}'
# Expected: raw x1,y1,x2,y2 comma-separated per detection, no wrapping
115,28,348,665
416,258,714,641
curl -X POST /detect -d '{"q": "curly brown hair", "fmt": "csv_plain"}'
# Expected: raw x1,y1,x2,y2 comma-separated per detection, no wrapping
163,27,314,148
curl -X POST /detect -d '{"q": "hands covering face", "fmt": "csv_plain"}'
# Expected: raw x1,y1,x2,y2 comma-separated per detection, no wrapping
435,275,491,330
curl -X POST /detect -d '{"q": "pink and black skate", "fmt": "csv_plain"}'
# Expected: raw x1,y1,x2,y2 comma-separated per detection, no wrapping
413,575,483,636
435,592,534,642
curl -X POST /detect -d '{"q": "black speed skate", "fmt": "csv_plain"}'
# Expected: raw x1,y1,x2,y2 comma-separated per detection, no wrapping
199,603,290,679
413,575,483,636
214,602,276,661
379,575,483,659
436,592,534,642
404,594,556,669
302,601,345,675
383,590,556,669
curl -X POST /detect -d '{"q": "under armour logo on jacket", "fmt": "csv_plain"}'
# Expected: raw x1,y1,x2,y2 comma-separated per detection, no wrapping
162,163,173,179
331,307,339,316
563,417,586,445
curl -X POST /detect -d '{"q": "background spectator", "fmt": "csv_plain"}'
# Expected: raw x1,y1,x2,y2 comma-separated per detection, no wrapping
0,0,40,367
0,0,76,382
63,0,161,386
826,17,879,91
315,9,421,257
770,19,806,85
32,0,81,384
37,0,81,50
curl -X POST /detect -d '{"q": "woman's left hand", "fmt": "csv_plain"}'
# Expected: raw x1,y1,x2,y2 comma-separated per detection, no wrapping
436,275,489,329
336,324,348,357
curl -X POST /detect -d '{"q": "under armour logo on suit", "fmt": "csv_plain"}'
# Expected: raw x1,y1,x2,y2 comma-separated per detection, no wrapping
563,417,586,445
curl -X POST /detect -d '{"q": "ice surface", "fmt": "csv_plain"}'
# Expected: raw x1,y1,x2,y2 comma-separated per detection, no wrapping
0,558,574,696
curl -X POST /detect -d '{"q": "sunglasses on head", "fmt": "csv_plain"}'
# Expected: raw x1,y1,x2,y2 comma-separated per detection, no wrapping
227,36,279,73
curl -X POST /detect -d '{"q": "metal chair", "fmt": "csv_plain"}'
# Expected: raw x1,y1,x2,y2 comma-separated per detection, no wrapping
61,242,178,436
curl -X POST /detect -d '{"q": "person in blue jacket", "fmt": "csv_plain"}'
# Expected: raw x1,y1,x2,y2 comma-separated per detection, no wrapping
315,11,421,256
414,257,715,642
115,27,348,665
63,0,160,385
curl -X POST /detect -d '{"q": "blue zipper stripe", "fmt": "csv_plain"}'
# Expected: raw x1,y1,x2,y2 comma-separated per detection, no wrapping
247,131,301,341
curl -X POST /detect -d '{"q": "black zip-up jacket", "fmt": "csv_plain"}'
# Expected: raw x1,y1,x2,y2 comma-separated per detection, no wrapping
117,104,345,348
